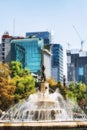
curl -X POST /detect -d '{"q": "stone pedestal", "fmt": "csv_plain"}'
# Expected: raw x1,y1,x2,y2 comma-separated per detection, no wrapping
40,82,49,93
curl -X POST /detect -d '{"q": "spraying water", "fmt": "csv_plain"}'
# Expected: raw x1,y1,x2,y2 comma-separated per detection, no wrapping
0,82,87,122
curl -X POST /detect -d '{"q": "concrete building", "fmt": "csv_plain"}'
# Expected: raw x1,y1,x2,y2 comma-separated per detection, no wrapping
67,49,87,84
1,32,24,63
43,49,52,79
51,44,63,82
1,32,12,63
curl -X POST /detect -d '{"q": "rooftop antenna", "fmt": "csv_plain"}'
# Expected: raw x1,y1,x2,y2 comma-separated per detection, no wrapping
72,25,84,51
67,43,70,50
51,30,54,43
13,18,15,36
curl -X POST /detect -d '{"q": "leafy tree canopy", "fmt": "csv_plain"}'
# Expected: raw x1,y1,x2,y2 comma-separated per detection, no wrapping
0,62,36,110
67,81,86,108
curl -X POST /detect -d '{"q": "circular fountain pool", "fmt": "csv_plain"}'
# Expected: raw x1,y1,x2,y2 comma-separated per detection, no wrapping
0,82,87,122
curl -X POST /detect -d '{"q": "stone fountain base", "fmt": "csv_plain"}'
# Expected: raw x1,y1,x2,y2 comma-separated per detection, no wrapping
0,82,87,129
0,122,87,130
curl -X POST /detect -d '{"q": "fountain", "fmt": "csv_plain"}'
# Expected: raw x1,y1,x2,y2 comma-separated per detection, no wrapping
0,81,87,130
0,82,72,121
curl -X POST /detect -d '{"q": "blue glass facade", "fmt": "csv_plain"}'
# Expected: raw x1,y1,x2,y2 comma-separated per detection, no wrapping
51,44,63,82
67,50,87,84
26,31,51,45
11,38,44,74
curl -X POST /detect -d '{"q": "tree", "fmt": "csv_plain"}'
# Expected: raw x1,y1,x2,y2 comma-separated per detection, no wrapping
10,61,36,102
0,63,11,78
47,78,57,88
10,61,22,77
0,62,36,110
14,75,36,99
47,78,68,99
0,63,15,110
67,82,86,108
57,81,68,99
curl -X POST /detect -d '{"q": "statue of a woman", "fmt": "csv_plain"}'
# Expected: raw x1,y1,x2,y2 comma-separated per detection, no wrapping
41,64,46,81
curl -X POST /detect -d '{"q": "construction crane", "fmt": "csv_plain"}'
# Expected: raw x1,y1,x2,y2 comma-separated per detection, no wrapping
67,42,70,50
73,25,84,51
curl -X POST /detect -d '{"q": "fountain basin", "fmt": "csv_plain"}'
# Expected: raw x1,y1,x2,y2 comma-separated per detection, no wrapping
0,82,87,129
0,121,87,130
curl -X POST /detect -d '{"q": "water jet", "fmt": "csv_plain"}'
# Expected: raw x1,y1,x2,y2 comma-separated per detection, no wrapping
0,82,87,130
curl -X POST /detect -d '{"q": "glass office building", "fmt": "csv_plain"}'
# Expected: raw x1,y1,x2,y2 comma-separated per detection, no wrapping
67,49,87,84
51,44,63,82
11,38,44,74
26,31,51,46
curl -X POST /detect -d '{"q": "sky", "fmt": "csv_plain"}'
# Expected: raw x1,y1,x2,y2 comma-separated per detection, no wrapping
0,0,87,75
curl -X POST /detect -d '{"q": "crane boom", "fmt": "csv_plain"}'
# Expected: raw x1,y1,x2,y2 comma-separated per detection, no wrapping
73,25,84,50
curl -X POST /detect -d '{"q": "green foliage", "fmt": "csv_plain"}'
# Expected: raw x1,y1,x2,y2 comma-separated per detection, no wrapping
0,63,15,110
14,94,22,103
1,61,86,111
0,62,36,110
66,90,77,102
19,68,30,77
10,61,22,77
47,78,68,99
56,81,68,99
10,61,36,101
67,81,86,108
47,77,57,88
15,75,36,96
0,63,11,78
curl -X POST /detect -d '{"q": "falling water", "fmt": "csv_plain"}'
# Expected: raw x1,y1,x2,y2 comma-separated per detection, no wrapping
0,82,87,122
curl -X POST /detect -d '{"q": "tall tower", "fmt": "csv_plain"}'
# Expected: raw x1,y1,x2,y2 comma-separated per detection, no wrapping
51,44,63,82
26,31,51,46
67,49,87,84
11,38,44,74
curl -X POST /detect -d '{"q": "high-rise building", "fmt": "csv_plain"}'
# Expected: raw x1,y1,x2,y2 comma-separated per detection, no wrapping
43,49,52,79
67,49,87,84
1,32,24,63
1,32,12,63
26,31,51,46
11,38,52,79
51,44,63,82
11,38,44,75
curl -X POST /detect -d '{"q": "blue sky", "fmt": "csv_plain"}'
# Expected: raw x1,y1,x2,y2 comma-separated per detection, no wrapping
0,0,87,74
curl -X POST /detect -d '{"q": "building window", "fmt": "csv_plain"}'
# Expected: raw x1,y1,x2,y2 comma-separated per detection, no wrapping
2,42,5,47
2,52,5,55
78,67,83,76
2,48,5,51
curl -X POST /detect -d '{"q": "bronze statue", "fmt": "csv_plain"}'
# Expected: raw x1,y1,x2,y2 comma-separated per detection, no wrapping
41,64,46,81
